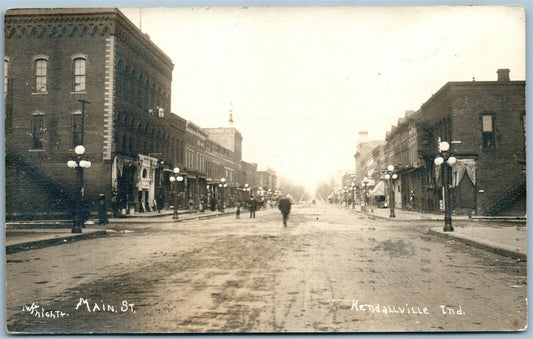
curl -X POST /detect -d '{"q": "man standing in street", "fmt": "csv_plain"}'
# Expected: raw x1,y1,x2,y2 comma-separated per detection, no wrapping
249,196,257,218
278,195,292,227
97,194,109,225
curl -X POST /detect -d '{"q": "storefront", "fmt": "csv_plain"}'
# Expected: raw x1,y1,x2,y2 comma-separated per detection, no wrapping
112,154,159,214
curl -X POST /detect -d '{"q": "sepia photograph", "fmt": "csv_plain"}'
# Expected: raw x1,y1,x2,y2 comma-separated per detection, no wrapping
3,1,528,335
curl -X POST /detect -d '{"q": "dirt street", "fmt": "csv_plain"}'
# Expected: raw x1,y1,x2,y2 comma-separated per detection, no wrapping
5,204,527,333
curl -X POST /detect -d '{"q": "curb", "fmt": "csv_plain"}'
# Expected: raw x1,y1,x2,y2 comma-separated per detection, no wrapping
5,211,236,254
426,229,527,261
343,206,525,223
347,208,444,222
109,210,236,223
6,230,107,254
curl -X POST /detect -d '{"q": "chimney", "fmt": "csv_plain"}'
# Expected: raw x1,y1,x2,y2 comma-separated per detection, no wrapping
497,69,510,82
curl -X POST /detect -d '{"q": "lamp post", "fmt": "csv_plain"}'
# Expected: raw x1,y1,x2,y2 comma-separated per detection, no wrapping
218,178,226,212
351,182,356,209
343,186,348,207
434,141,457,232
384,165,399,218
67,145,91,233
362,177,370,212
169,167,183,219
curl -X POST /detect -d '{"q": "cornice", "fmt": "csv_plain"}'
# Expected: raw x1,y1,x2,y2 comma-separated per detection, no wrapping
5,8,174,74
114,24,173,78
5,11,116,39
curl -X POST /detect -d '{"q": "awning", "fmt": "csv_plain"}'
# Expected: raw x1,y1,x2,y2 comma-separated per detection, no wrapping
369,180,385,197
452,159,477,187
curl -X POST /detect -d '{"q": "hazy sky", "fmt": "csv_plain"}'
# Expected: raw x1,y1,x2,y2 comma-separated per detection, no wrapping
119,6,525,192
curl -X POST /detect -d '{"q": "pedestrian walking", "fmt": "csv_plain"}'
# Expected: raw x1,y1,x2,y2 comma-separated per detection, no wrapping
210,195,217,211
111,193,119,218
97,194,109,225
155,193,163,213
236,201,241,219
200,196,206,212
278,195,292,227
249,196,257,218
188,199,194,214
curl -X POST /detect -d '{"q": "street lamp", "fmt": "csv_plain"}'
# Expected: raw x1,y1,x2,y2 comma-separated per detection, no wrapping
384,164,399,218
434,141,457,232
169,167,183,219
218,178,227,212
351,182,356,209
67,145,91,233
362,177,370,212
343,186,348,207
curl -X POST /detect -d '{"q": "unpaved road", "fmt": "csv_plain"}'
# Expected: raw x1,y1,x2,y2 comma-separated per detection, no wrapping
5,204,527,333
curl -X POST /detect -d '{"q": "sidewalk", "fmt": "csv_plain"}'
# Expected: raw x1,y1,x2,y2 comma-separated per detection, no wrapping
5,207,237,254
5,228,107,254
343,204,527,261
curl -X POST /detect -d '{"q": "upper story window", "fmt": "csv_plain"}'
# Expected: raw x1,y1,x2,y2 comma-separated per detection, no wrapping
4,57,8,98
34,57,48,93
31,112,46,150
481,114,495,150
73,57,87,92
522,112,526,152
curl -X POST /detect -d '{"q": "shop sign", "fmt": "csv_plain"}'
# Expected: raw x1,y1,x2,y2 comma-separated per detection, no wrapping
141,178,151,190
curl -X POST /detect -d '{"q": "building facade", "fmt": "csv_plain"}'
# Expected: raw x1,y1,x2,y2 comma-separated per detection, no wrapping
5,8,175,217
414,69,526,216
365,69,526,216
4,8,260,219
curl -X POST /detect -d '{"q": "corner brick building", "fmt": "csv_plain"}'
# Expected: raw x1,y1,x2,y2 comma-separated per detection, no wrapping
4,8,262,219
383,69,526,215
5,8,178,217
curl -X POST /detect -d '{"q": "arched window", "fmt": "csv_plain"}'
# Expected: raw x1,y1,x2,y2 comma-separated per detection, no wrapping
34,57,48,93
73,56,87,92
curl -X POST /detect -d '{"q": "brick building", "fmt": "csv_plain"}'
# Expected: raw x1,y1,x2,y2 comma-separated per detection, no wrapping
4,8,259,219
256,168,278,191
353,131,386,200
5,8,177,217
383,69,526,215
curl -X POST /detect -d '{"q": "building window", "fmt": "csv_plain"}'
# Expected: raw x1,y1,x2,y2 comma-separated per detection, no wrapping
31,113,46,149
522,112,526,152
34,58,47,93
73,57,86,92
71,112,83,148
481,114,494,150
4,58,8,98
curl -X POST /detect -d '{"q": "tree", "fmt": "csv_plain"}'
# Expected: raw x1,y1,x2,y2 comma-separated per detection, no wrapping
315,180,334,202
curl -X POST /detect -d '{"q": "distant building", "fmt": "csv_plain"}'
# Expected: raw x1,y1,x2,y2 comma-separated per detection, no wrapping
353,131,386,188
257,168,278,191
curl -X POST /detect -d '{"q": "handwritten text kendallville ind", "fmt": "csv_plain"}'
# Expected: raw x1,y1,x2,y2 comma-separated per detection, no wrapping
351,300,465,315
